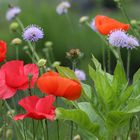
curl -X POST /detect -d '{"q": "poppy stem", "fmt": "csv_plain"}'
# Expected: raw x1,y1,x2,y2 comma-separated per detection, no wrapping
127,49,131,80
107,47,111,73
45,120,49,140
56,97,60,140
16,46,19,60
32,119,35,140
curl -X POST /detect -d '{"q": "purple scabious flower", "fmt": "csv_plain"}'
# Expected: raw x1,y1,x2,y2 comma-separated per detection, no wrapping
6,7,21,21
23,25,44,42
90,18,97,32
75,69,86,81
56,1,71,15
125,36,139,49
108,30,128,48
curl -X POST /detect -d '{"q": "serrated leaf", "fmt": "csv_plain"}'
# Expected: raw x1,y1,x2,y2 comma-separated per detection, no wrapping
56,66,79,81
133,68,140,84
55,108,104,139
106,111,131,131
82,83,92,100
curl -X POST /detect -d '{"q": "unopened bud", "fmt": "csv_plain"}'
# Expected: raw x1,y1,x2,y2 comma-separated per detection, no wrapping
79,16,89,24
52,61,61,68
11,38,22,45
131,20,137,25
45,41,53,47
73,135,81,140
23,46,29,51
37,59,47,67
7,109,15,116
10,22,19,32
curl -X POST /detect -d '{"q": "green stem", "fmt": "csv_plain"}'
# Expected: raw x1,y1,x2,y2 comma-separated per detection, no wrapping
127,49,131,80
45,120,49,140
16,46,19,60
102,45,106,71
32,119,35,140
56,97,60,140
107,47,111,73
23,120,27,140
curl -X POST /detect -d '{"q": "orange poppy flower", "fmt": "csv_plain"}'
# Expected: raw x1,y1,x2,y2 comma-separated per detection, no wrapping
37,71,82,100
95,15,130,35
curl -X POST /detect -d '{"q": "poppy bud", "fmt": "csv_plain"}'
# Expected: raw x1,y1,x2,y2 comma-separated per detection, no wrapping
52,61,61,68
7,109,15,116
73,135,81,140
79,16,89,24
9,22,19,32
11,38,22,45
45,41,53,47
37,59,47,67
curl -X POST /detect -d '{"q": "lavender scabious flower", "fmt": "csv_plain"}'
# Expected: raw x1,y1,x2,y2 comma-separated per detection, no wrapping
56,1,71,15
23,25,44,42
108,30,128,48
75,69,86,81
125,36,139,49
6,7,21,21
90,18,97,32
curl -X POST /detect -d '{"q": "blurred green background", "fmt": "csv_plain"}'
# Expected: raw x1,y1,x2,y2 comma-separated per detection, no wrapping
0,0,140,78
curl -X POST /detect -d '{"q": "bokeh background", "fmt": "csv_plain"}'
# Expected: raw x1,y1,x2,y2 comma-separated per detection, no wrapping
0,0,140,79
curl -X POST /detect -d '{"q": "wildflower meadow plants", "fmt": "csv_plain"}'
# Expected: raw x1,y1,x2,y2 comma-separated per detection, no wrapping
1,0,140,140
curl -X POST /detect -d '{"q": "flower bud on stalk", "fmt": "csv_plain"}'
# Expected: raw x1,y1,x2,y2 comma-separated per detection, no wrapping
45,41,53,48
73,135,81,140
79,16,89,24
66,48,83,60
9,22,19,32
52,61,61,68
37,59,47,67
11,38,22,46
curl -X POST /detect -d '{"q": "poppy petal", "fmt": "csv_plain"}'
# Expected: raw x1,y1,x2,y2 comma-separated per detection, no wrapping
18,96,39,112
0,70,16,99
35,95,55,114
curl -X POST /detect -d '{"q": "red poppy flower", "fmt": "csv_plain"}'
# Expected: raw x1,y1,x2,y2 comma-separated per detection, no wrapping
0,60,39,99
94,15,130,35
0,40,7,62
37,71,82,100
13,95,56,120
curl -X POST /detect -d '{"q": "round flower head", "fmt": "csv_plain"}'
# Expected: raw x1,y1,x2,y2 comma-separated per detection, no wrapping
23,25,44,42
108,30,128,48
125,36,139,49
6,7,21,21
56,1,71,15
90,18,98,32
75,69,86,81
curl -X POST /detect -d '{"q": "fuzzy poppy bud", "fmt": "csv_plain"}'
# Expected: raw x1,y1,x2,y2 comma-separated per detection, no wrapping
11,38,22,45
9,22,19,32
73,135,81,140
52,61,61,68
7,109,15,116
79,16,89,24
37,59,47,67
23,46,29,51
131,20,137,25
45,41,53,47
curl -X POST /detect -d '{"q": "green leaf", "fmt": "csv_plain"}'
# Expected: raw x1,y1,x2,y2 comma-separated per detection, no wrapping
55,108,104,139
56,66,78,81
112,62,127,94
123,98,140,113
133,68,140,84
106,111,131,131
82,83,92,100
91,55,101,70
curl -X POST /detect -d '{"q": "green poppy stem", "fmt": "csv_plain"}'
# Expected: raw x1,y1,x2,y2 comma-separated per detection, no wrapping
127,49,131,80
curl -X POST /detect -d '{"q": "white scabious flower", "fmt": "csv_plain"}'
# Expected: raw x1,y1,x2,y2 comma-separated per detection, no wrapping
56,1,71,15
